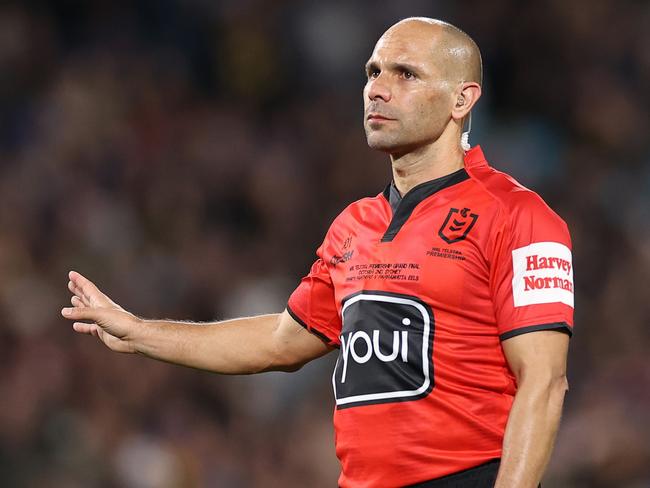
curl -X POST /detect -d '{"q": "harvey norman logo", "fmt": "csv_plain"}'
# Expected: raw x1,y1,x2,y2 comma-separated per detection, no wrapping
512,242,574,308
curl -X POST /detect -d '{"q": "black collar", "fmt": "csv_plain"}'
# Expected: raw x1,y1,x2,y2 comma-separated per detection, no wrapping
380,168,469,242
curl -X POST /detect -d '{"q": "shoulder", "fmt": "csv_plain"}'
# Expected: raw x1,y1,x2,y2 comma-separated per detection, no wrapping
328,193,388,229
467,160,568,234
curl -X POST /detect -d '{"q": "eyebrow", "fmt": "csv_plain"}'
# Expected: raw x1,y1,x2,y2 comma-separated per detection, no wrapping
364,60,424,75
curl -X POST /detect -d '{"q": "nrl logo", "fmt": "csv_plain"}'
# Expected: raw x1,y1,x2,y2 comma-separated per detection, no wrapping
438,207,478,244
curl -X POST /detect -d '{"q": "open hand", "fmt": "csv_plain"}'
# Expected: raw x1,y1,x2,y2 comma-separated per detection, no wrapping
61,271,141,353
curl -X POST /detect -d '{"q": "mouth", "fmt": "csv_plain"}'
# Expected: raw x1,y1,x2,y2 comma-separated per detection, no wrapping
366,114,395,122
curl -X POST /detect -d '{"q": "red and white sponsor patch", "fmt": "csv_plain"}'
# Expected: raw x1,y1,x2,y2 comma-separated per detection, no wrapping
512,242,574,308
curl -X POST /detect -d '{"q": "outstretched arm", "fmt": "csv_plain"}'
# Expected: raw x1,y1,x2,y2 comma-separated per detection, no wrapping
494,331,570,488
61,271,334,374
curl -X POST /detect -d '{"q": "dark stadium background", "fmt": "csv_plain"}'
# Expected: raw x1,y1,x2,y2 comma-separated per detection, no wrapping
0,1,648,486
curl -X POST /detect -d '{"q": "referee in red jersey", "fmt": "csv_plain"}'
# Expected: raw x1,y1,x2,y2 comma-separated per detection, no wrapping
62,17,572,488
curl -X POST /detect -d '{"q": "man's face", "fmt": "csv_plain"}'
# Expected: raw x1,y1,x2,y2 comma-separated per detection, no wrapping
363,26,454,156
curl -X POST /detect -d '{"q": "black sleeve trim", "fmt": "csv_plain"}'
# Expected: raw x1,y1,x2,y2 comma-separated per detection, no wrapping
286,305,337,346
499,322,573,342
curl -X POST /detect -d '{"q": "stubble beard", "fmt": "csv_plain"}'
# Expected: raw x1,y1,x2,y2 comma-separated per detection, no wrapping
365,123,424,157
365,121,406,153
366,132,398,153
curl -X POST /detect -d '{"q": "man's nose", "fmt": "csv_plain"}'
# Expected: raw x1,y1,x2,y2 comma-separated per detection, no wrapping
366,75,391,103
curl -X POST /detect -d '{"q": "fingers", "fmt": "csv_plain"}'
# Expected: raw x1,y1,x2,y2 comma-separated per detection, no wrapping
62,305,106,323
68,271,112,308
72,322,96,334
68,271,98,305
68,279,90,307
65,273,135,353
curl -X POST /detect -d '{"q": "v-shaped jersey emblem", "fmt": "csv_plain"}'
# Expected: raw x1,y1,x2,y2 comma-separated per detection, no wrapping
438,207,479,244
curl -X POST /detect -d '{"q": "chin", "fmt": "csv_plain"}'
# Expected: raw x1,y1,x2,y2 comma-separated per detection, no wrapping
366,135,409,155
366,134,398,153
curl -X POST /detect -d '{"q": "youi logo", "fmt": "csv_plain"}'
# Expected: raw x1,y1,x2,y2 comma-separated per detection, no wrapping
333,291,435,408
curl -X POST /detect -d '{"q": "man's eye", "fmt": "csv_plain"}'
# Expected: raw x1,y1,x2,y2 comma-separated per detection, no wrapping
368,69,380,79
402,71,415,80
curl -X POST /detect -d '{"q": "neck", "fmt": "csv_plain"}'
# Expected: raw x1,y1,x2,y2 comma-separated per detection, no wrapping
389,125,465,196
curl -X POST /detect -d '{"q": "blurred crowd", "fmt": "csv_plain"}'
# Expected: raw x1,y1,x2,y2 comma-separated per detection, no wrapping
0,1,648,487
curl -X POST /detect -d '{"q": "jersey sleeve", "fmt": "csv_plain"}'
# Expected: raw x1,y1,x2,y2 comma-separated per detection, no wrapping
490,193,574,341
287,230,342,347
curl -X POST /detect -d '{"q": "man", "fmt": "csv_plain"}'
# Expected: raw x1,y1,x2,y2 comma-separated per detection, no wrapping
62,17,573,488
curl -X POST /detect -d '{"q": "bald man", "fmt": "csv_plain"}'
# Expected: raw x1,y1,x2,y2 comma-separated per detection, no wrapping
62,18,573,488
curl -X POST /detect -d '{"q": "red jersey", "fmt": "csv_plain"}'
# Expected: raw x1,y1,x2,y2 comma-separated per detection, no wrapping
287,146,574,487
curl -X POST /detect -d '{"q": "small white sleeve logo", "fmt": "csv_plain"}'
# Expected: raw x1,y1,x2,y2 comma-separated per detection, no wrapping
512,242,574,308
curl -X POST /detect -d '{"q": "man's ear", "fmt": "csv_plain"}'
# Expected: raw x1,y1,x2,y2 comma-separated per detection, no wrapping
451,82,481,121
